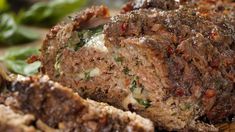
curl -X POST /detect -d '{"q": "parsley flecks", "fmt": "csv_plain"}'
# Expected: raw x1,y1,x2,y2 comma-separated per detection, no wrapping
123,67,130,75
84,71,91,81
54,53,62,77
75,25,103,51
180,103,191,111
130,76,139,92
135,98,151,108
114,56,124,63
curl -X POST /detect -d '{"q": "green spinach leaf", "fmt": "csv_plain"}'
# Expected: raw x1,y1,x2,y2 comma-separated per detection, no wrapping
0,48,41,76
135,98,151,108
19,0,87,26
0,0,9,12
0,14,39,45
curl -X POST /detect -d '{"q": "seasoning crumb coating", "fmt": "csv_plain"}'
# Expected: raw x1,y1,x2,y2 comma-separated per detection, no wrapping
41,1,235,131
1,75,154,132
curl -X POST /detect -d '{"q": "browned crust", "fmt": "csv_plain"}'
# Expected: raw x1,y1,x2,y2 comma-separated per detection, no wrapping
8,75,154,132
104,3,234,130
0,104,36,132
40,1,235,131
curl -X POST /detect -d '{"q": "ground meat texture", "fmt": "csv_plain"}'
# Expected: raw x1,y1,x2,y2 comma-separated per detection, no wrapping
104,5,234,131
41,1,235,132
5,75,154,132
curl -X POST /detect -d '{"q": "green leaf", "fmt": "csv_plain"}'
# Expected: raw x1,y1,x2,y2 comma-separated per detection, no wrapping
135,98,151,108
0,48,41,76
130,76,139,92
24,61,41,75
0,14,39,45
4,60,27,75
19,0,88,26
1,48,39,60
0,0,9,12
114,56,124,63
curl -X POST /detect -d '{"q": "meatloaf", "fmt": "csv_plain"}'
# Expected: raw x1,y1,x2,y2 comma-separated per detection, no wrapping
0,104,38,132
41,1,235,131
0,71,154,132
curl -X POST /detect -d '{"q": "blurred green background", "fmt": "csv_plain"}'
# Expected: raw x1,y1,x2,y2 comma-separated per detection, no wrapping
0,0,127,75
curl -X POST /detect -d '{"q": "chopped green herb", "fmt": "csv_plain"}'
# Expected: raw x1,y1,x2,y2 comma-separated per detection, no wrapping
130,76,139,92
0,14,39,45
75,25,103,51
180,103,191,111
185,103,191,109
135,98,151,108
114,56,124,63
171,112,177,116
0,48,41,76
91,25,103,34
123,67,130,75
84,71,91,81
54,53,62,77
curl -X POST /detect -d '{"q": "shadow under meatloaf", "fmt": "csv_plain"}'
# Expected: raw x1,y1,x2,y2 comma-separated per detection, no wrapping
41,3,235,132
1,75,154,132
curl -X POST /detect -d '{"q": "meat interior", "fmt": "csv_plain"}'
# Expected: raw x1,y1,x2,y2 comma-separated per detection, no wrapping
48,34,192,130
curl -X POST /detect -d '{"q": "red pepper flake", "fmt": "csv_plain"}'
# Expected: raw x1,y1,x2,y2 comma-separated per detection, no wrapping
210,29,221,42
121,23,128,32
125,79,131,87
99,116,107,125
206,0,216,4
27,55,40,64
175,88,185,96
167,46,174,55
102,6,110,17
205,89,216,98
210,59,220,69
121,3,133,13
51,26,60,34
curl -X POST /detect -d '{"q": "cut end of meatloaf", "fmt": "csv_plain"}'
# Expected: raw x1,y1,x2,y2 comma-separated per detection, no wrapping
41,5,110,81
4,75,154,132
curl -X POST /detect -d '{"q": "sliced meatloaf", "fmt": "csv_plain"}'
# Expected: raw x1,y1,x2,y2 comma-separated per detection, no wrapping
41,1,234,131
0,73,154,132
0,104,37,132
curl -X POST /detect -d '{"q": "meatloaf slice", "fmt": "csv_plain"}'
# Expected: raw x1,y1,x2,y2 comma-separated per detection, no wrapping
0,104,37,132
41,2,234,132
2,75,154,132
